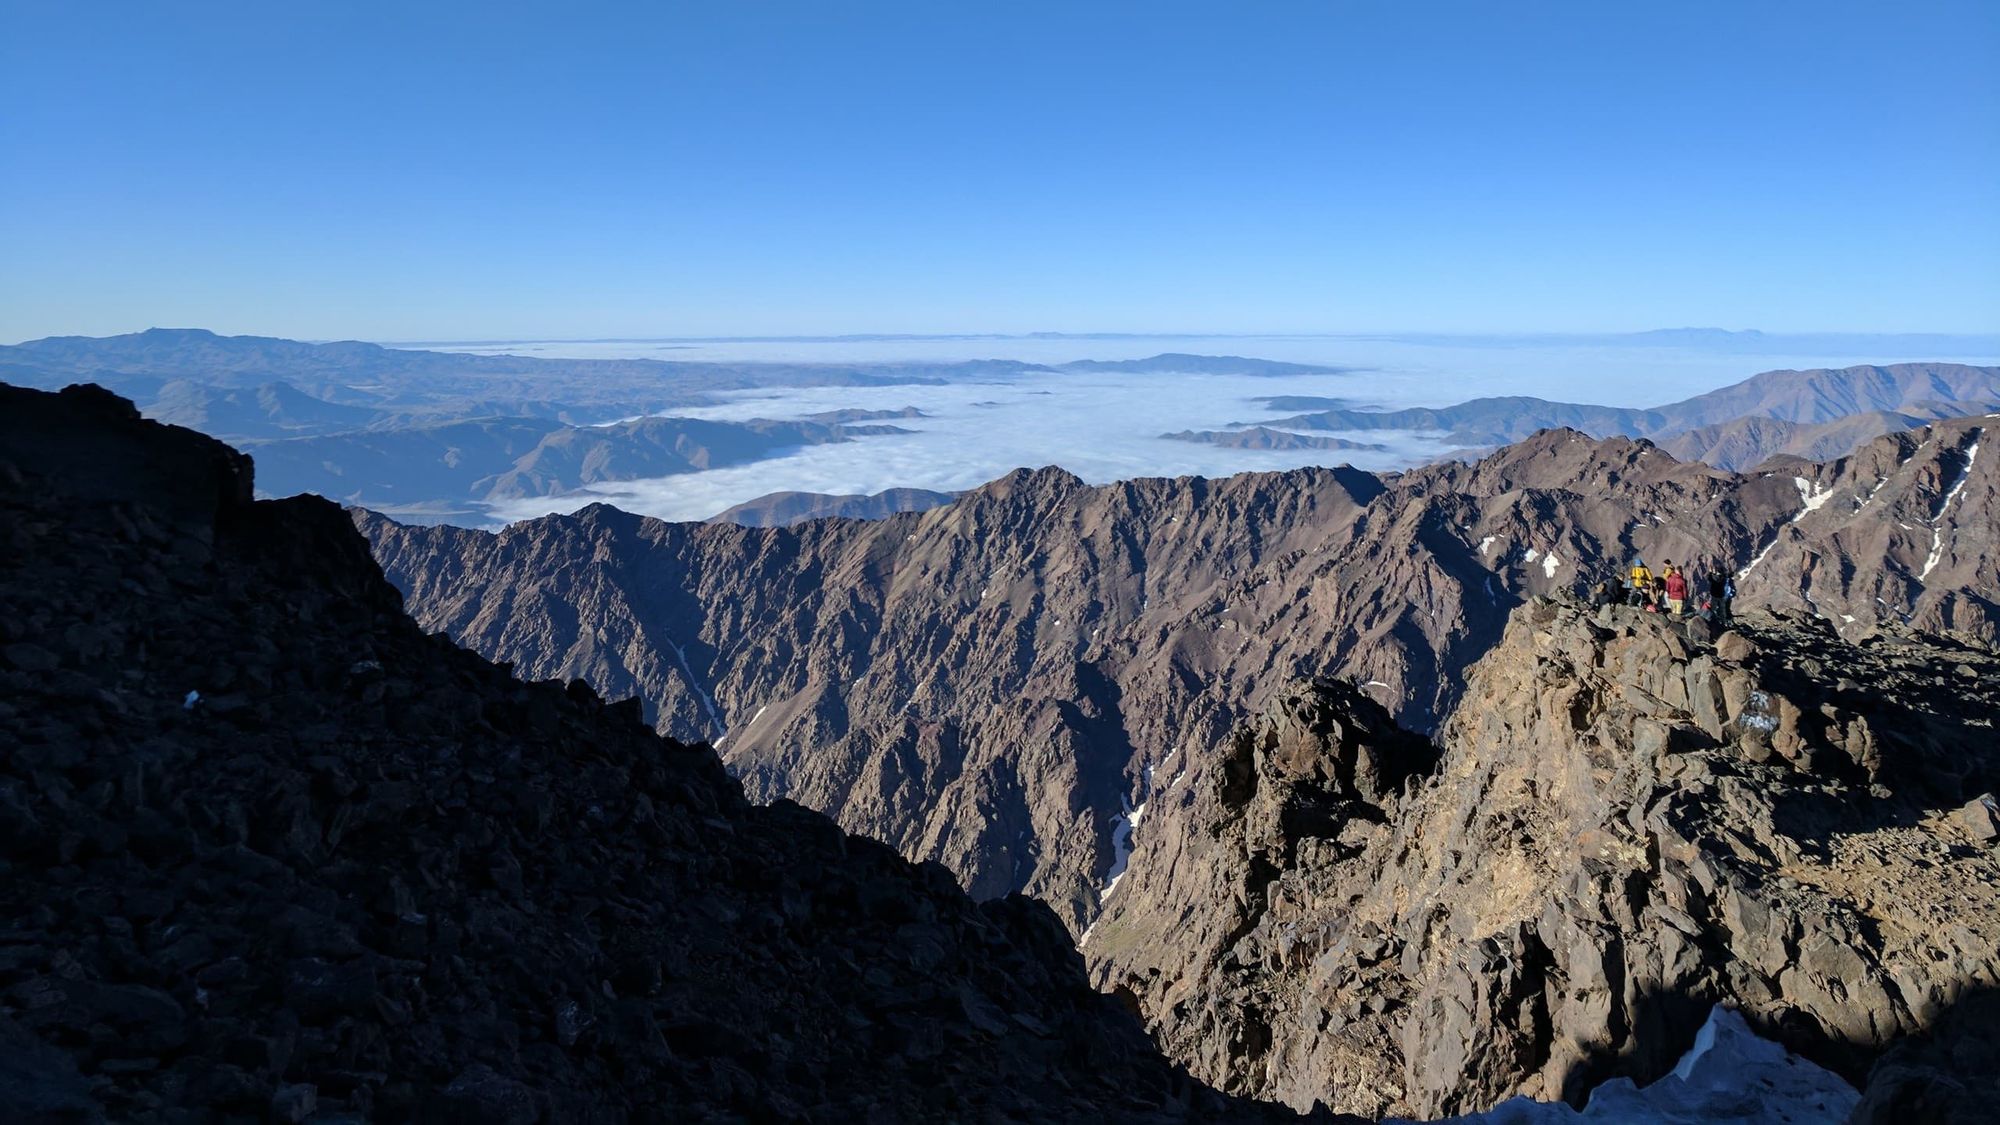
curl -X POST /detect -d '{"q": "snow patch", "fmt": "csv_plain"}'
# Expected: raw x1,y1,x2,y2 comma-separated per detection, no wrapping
1793,476,1834,514
666,641,727,742
1478,535,1496,556
1542,551,1561,579
1919,438,1980,582
1410,1005,1856,1124
1099,794,1148,899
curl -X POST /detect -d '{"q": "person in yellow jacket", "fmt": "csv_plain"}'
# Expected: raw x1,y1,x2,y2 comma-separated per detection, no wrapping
1628,557,1654,601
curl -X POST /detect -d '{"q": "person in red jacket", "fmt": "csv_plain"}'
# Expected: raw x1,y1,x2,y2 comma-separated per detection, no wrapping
1664,563,1689,614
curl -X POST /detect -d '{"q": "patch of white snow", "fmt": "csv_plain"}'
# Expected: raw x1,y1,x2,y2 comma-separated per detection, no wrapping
1407,1005,1857,1124
1099,794,1148,899
1919,438,1980,582
666,641,727,741
1793,476,1834,514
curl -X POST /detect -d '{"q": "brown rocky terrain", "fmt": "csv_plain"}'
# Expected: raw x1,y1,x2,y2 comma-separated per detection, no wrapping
1734,415,1996,639
360,422,1997,935
0,383,1333,1124
1087,599,2000,1120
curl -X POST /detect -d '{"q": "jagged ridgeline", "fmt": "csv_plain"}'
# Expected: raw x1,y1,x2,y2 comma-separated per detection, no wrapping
362,418,1996,938
0,383,1337,1123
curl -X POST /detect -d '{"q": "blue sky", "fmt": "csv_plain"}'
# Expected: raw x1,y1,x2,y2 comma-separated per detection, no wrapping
3,1,1995,341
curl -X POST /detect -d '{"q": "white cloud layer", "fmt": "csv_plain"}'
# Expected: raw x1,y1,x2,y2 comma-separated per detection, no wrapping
468,335,1997,527
481,368,1462,524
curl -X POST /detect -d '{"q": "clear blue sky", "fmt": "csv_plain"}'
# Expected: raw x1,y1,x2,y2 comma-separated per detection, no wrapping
3,1,1995,341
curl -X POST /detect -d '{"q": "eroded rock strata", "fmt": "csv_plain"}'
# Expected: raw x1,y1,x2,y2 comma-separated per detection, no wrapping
1088,599,2000,1120
0,383,1329,1124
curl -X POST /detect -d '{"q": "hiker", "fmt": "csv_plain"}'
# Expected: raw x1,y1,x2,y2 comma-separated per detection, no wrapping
1628,557,1654,602
1591,578,1619,608
1664,562,1689,614
1708,563,1732,624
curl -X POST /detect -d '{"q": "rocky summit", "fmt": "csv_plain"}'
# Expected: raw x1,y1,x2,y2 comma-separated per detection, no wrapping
1086,598,2000,1122
0,383,1332,1124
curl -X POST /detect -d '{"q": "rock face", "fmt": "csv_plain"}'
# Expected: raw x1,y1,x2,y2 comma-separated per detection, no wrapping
0,383,1327,1124
1735,416,1997,639
360,424,1997,932
1088,598,2000,1119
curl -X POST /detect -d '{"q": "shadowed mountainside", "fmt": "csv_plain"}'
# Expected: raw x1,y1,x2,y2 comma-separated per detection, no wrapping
0,382,1335,1124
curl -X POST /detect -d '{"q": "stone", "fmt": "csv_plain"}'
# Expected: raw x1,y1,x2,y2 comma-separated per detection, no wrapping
1954,794,2000,844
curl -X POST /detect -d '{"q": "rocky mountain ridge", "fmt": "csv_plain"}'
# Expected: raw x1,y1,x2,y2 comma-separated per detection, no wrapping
1087,600,1999,1120
0,382,1328,1124
360,420,1998,937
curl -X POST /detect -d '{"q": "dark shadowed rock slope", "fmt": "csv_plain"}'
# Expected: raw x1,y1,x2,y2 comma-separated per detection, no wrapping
360,424,1998,935
0,383,1332,1124
1088,600,2000,1121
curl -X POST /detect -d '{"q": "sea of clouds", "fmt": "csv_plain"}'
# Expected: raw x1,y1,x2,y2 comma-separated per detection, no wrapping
459,334,1997,526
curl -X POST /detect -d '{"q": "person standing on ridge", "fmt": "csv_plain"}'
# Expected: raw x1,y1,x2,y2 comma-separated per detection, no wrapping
1708,563,1732,624
1664,563,1689,614
1628,557,1654,602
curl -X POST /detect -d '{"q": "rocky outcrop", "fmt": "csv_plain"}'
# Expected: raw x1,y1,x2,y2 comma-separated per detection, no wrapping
0,383,1328,1124
1089,599,2000,1119
361,425,2000,932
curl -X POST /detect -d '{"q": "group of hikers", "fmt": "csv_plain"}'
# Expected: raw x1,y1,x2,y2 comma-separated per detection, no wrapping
1591,555,1734,622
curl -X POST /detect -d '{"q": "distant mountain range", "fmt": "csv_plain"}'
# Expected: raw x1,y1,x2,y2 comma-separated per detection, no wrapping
1191,362,2000,469
1159,427,1387,452
8,331,2000,525
708,486,961,528
0,329,1391,521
